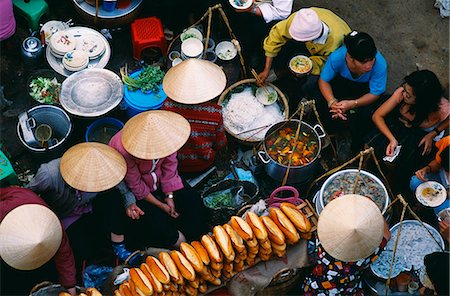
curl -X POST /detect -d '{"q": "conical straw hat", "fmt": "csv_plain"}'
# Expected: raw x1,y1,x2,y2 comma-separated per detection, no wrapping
0,204,63,270
121,110,191,160
162,59,227,104
60,142,127,192
317,194,384,262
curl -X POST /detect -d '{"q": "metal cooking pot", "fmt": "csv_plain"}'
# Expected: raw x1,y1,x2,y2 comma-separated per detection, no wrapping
258,120,325,184
317,169,389,214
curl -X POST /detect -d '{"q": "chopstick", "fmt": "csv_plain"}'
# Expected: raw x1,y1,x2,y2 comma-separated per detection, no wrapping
250,68,271,96
236,124,273,135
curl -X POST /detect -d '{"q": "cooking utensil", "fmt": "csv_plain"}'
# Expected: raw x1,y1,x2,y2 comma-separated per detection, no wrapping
21,37,45,67
250,69,271,97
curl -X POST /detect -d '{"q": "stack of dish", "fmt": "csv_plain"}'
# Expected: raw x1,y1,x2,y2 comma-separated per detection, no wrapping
75,34,106,60
62,50,89,72
49,31,76,58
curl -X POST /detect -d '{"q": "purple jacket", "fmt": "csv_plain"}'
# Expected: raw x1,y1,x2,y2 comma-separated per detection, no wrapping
109,131,184,199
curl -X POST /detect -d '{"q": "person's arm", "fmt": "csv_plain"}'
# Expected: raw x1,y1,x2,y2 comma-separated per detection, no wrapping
53,229,77,293
372,88,403,156
25,164,51,193
257,0,293,22
419,116,450,155
318,77,347,120
122,155,152,200
415,159,441,182
258,56,274,84
334,93,380,114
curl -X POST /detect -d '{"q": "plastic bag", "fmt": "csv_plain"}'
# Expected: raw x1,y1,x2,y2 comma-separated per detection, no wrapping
203,185,246,209
83,265,113,289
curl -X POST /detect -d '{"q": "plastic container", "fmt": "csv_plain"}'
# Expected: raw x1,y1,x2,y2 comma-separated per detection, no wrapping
85,117,124,144
204,49,217,63
102,0,117,11
122,70,167,118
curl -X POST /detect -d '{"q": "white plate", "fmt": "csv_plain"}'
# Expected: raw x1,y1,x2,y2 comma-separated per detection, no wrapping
415,181,446,207
229,0,253,10
75,34,106,59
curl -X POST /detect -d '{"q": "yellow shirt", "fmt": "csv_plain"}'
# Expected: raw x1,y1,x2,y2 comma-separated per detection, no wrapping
263,7,351,75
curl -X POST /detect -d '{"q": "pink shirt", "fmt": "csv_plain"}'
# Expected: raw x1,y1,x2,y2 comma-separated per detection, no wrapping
109,131,184,199
0,0,16,41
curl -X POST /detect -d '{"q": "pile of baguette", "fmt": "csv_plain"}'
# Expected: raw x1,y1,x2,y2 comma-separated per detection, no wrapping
114,203,312,296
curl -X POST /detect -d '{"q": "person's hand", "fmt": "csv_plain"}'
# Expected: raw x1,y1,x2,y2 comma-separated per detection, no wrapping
415,166,431,182
438,220,450,243
257,70,269,85
386,139,398,156
329,105,347,120
165,198,179,219
126,204,145,220
333,100,354,113
418,133,434,155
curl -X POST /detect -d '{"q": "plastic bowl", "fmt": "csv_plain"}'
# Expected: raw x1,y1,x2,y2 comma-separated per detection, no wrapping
215,41,237,61
229,0,253,10
180,28,203,42
289,55,313,76
181,38,203,58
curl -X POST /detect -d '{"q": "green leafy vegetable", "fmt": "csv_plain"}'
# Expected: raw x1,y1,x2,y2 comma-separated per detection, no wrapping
120,65,165,94
29,77,61,104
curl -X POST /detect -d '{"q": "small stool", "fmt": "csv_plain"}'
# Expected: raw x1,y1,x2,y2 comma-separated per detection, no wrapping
130,17,167,61
13,0,49,32
0,150,19,186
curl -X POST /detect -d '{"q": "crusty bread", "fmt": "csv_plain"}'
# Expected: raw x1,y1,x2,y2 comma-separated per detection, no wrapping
230,216,254,241
269,207,300,244
246,212,268,241
261,216,286,245
140,263,163,293
213,225,235,261
223,224,246,253
170,250,196,282
129,267,153,296
190,241,210,266
158,252,183,284
201,235,223,263
146,256,170,284
280,202,311,233
119,282,133,296
86,287,102,296
180,242,204,273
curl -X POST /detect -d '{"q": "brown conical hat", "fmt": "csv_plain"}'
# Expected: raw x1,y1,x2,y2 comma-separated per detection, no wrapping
60,142,127,192
0,204,63,270
121,110,191,160
317,194,384,262
162,59,227,104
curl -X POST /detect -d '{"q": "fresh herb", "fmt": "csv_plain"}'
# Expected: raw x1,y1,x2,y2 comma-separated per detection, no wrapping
120,65,165,94
29,77,61,104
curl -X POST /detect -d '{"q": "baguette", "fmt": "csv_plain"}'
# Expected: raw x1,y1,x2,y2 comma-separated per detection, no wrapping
230,216,254,241
185,285,198,296
223,224,246,253
269,207,299,244
189,278,200,289
245,236,258,248
140,263,163,293
280,202,311,233
190,241,210,266
170,250,196,282
210,260,223,271
129,267,153,296
271,242,286,252
158,252,183,284
246,212,268,241
201,234,223,263
199,282,208,293
180,242,204,273
146,256,170,284
213,225,235,261
119,282,133,296
261,216,286,245
86,288,102,296
259,238,271,250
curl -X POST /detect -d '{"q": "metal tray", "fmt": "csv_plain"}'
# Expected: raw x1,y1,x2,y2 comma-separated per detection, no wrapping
60,69,123,117
46,26,111,77
370,220,444,280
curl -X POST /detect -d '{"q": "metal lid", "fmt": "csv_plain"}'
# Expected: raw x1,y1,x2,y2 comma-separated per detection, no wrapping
23,37,42,53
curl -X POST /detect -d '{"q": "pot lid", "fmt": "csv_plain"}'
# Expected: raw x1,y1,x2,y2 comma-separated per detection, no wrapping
23,37,42,53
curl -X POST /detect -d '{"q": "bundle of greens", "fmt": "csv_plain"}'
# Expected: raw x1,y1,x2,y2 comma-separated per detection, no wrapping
29,77,61,104
120,65,165,93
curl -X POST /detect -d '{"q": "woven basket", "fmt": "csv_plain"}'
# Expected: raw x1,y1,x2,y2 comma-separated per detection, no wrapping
202,179,259,225
256,268,303,296
218,78,289,145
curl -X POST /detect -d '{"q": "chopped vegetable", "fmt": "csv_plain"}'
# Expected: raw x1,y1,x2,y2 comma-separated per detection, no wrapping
29,77,61,104
120,65,165,94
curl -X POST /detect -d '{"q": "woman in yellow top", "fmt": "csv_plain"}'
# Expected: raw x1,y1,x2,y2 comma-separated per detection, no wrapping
258,7,351,83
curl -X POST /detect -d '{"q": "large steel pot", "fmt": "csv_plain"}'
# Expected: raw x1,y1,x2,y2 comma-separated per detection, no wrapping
258,120,325,184
317,169,390,215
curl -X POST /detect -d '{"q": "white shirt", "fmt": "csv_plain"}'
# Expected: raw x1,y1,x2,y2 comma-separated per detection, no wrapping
256,0,293,23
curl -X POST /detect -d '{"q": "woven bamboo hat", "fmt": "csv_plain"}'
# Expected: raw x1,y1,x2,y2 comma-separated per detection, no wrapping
121,110,191,160
60,142,127,192
0,204,63,270
162,59,227,104
317,194,384,262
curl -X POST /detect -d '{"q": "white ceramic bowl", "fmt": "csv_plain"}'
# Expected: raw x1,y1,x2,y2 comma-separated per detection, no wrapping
256,86,278,105
215,41,237,61
181,38,204,58
180,28,203,42
229,0,253,10
289,55,313,75
49,31,76,55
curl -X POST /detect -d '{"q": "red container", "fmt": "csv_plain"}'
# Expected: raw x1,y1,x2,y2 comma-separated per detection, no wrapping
116,0,131,9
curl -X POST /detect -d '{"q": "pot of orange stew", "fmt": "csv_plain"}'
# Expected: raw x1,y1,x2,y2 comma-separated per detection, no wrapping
258,120,325,183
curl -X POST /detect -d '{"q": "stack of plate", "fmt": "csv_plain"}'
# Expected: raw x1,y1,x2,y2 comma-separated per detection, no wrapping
49,31,76,58
75,34,106,60
62,50,89,72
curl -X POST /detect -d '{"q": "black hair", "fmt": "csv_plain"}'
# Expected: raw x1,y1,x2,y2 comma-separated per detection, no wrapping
424,252,449,295
404,70,443,126
344,32,377,62
441,145,449,172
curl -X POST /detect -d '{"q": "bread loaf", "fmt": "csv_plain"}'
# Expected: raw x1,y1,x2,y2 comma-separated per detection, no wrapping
146,256,170,284
246,212,268,241
170,250,196,282
140,263,163,293
190,241,210,266
280,202,311,233
158,252,183,284
223,224,246,253
213,225,235,261
230,216,254,241
201,235,223,263
269,207,300,244
129,267,153,296
180,242,204,273
261,216,286,245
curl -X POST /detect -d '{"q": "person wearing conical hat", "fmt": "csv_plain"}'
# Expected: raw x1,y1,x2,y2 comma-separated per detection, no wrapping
303,194,391,296
109,110,210,249
26,143,142,272
0,187,76,296
162,59,227,173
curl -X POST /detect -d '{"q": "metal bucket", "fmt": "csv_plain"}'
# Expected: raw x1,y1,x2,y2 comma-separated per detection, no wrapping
258,120,325,184
17,105,72,153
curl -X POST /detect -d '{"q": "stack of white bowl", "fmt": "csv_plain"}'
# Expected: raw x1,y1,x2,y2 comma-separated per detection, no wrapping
49,31,76,58
62,50,89,72
75,34,106,60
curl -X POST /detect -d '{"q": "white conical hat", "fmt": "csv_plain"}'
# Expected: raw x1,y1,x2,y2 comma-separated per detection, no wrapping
60,142,127,192
0,204,63,270
162,59,227,104
317,194,384,262
121,110,191,160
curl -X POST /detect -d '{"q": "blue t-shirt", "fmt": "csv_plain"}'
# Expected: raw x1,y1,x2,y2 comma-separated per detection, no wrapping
320,46,387,96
